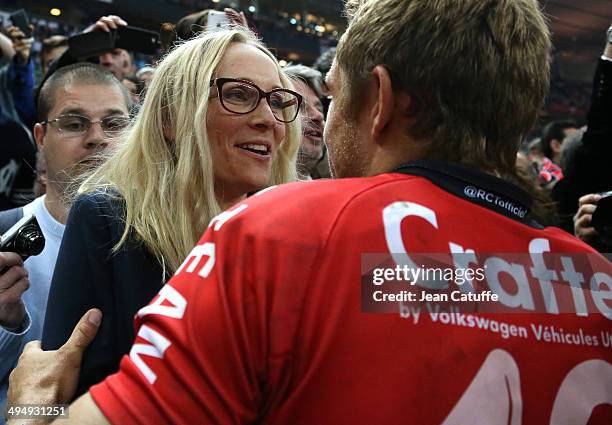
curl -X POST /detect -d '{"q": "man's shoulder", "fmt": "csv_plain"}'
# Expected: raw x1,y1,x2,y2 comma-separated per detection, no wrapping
249,174,413,211
0,206,24,234
224,174,600,255
216,175,423,239
252,174,418,206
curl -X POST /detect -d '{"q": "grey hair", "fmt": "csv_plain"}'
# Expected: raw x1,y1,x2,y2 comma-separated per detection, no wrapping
136,66,155,78
283,63,323,98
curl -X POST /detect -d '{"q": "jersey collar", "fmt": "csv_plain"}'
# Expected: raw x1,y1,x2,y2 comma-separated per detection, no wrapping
393,160,541,228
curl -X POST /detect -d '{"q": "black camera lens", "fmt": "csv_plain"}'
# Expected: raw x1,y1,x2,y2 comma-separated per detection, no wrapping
11,224,45,257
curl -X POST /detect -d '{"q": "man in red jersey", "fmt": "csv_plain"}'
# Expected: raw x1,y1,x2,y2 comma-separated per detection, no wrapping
7,0,612,424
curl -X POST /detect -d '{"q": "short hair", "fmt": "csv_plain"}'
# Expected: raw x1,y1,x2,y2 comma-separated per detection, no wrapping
78,29,300,274
337,0,551,178
313,47,336,78
175,10,212,41
283,64,323,98
541,120,577,159
41,35,68,55
37,63,131,121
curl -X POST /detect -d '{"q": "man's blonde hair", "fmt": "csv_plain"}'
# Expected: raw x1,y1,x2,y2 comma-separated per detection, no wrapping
337,0,551,178
78,28,300,275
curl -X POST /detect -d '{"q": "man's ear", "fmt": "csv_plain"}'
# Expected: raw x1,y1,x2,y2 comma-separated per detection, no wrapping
33,123,45,151
370,65,396,143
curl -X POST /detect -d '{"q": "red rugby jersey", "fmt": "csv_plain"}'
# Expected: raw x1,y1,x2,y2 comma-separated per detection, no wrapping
91,163,612,425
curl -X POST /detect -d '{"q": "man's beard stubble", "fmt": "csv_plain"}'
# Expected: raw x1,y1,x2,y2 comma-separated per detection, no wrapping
328,116,367,179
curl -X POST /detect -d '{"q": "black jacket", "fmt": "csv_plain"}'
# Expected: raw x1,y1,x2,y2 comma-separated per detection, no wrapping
41,192,166,397
552,58,612,240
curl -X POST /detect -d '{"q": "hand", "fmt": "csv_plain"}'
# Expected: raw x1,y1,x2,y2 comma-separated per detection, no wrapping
6,309,102,424
6,26,33,66
224,8,248,28
573,193,601,243
0,31,16,62
0,252,29,329
84,15,127,33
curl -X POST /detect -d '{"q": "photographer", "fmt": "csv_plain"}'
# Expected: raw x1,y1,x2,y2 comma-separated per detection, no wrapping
573,192,612,252
552,22,612,235
79,15,133,81
40,15,138,85
0,21,37,211
1,25,36,130
0,62,130,420
40,36,68,76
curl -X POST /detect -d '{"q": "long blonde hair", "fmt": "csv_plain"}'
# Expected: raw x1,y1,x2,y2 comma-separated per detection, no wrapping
78,28,300,274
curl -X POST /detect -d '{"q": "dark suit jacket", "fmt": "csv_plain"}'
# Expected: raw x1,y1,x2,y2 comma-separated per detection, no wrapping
41,192,166,397
552,58,612,251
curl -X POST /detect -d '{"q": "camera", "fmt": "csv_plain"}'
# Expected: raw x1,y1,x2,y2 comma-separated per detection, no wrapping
0,214,45,260
206,11,231,32
592,190,612,245
68,26,161,58
9,9,32,39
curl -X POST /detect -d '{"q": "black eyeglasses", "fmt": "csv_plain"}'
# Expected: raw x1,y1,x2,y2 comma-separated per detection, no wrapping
41,114,130,137
210,78,302,123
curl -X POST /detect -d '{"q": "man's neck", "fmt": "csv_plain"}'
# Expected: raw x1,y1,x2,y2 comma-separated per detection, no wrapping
43,186,69,224
365,145,425,177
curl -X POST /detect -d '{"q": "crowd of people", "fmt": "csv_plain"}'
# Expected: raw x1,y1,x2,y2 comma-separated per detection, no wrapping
0,0,610,424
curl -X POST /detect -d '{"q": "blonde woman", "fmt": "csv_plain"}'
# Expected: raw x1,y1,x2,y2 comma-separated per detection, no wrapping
41,28,302,398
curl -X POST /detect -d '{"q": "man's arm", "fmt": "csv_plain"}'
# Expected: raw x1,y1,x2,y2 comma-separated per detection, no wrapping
5,26,36,129
0,32,15,63
0,252,31,379
50,393,109,425
581,22,612,152
7,309,102,425
552,23,612,229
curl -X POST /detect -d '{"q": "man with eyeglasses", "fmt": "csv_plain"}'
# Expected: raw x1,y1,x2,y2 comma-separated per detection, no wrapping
0,62,130,420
